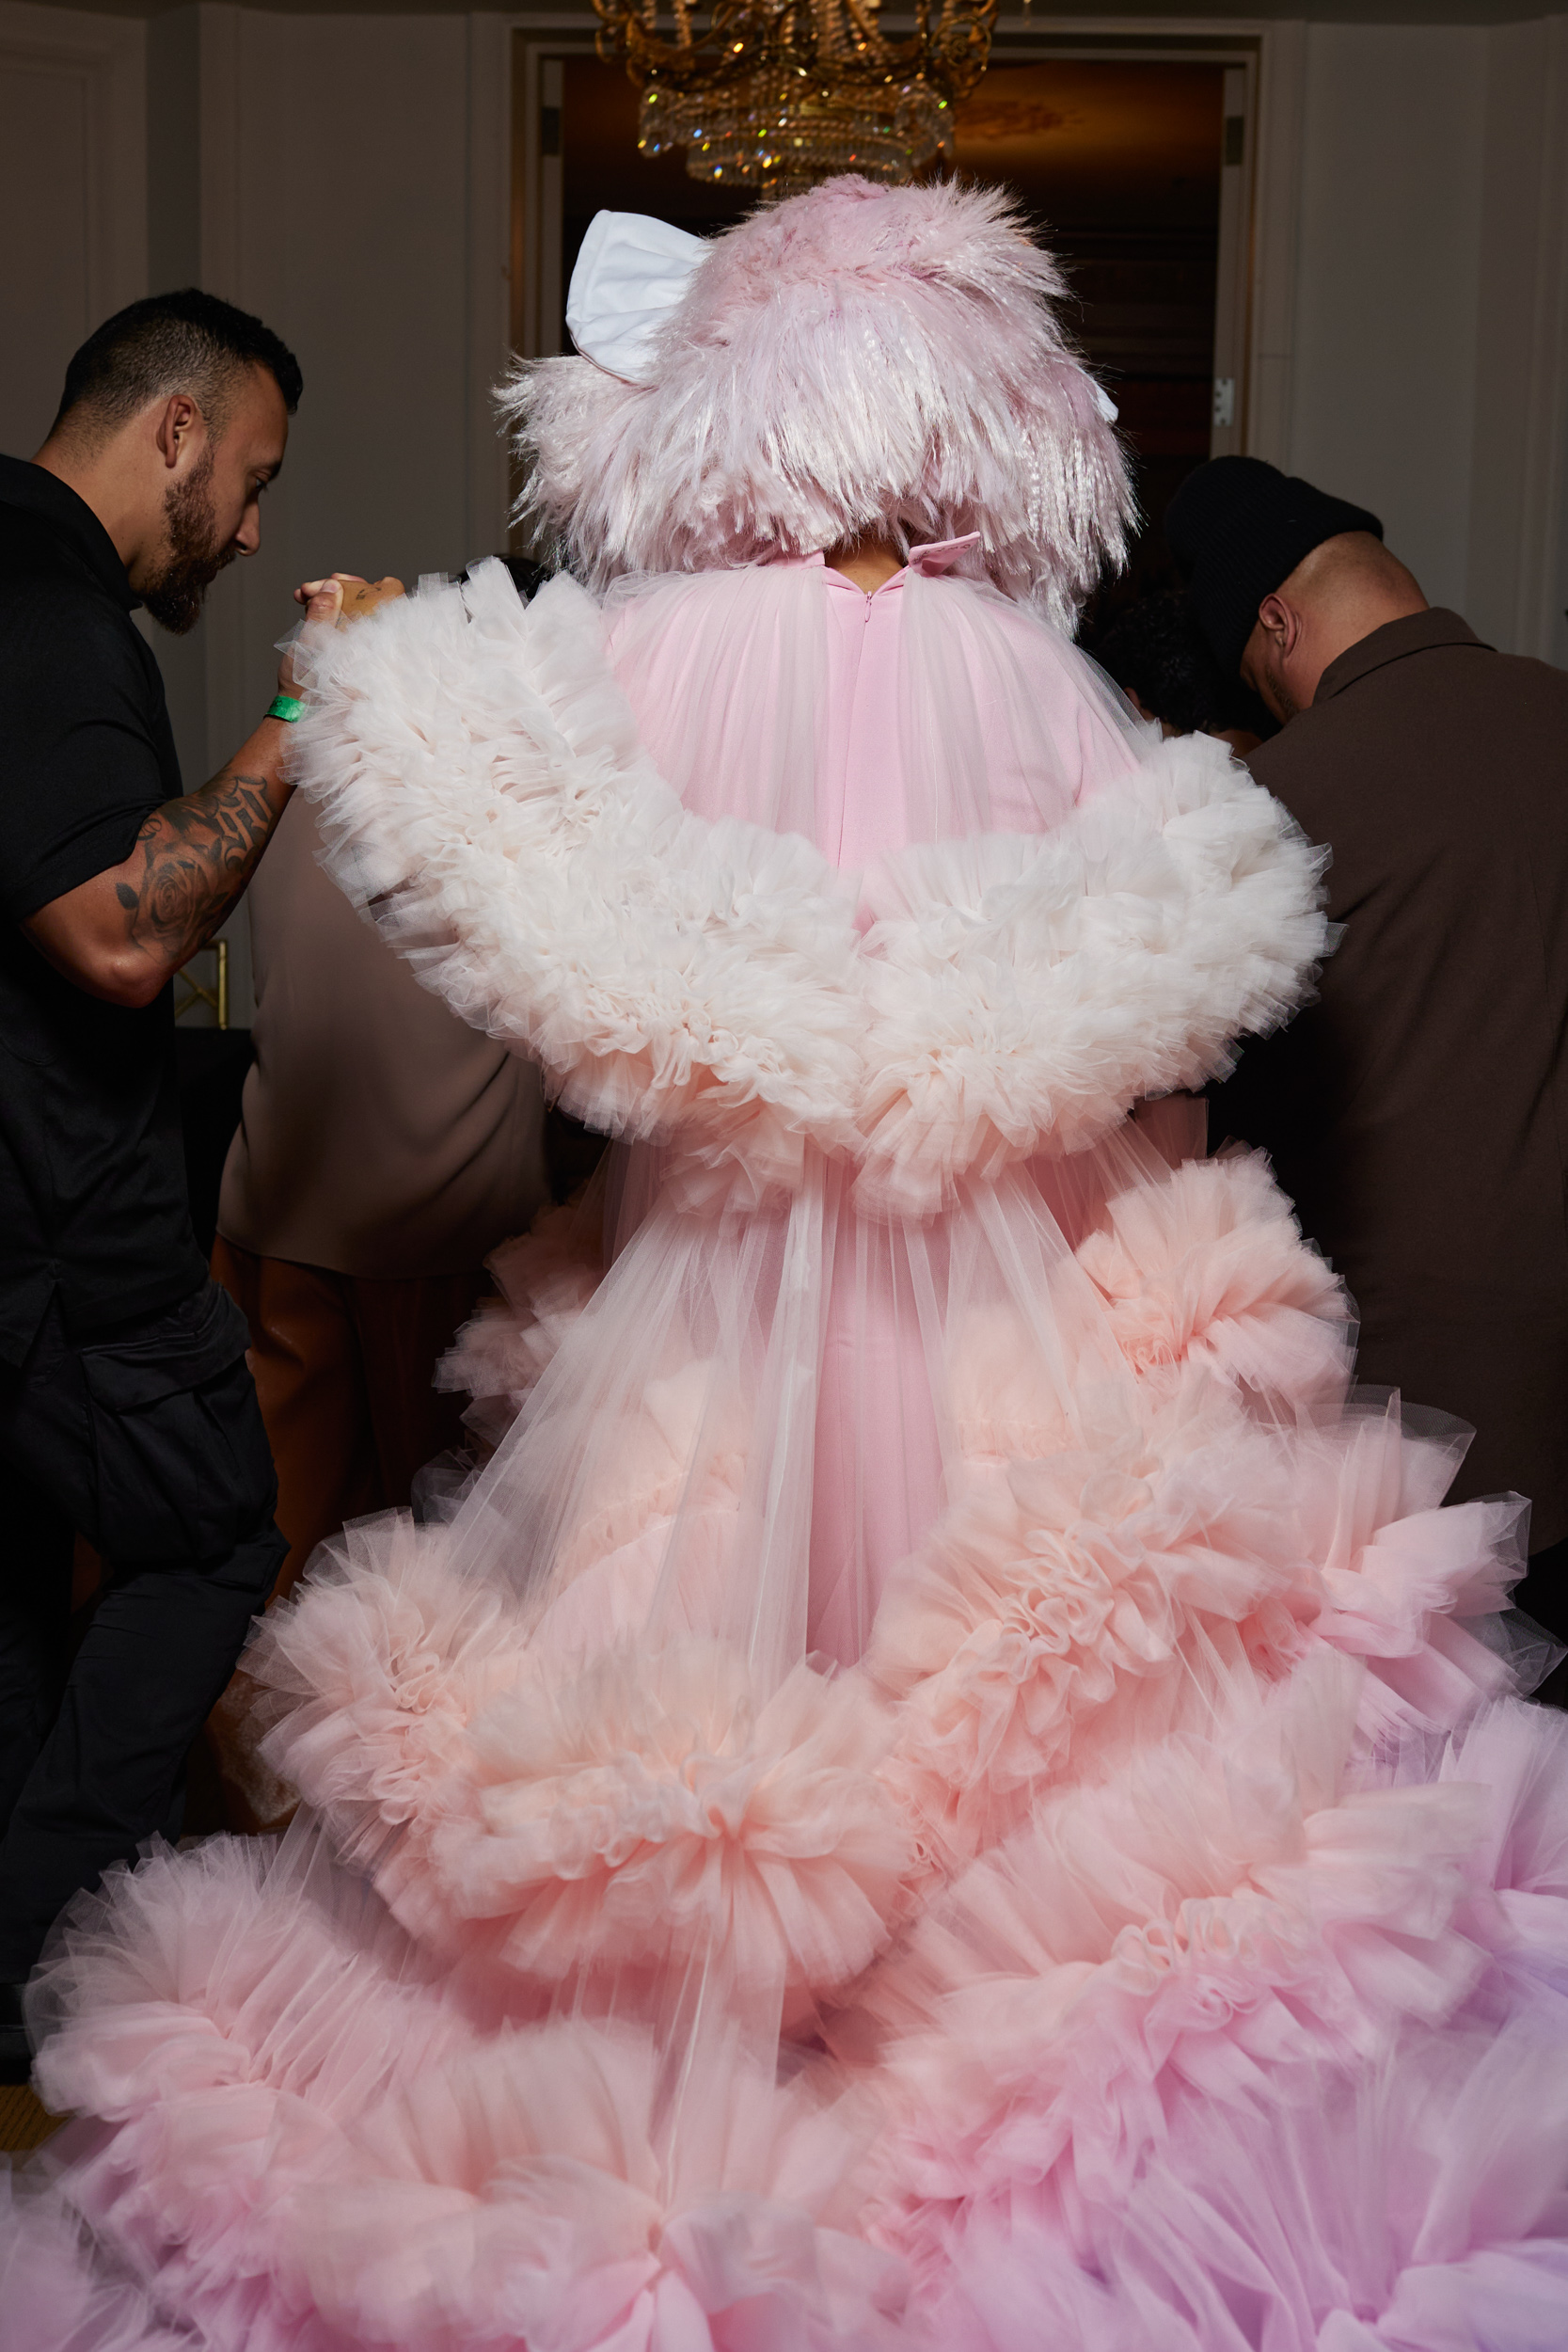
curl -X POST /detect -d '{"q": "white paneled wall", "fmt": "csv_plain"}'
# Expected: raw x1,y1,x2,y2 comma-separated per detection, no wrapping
1288,23,1489,612
0,1,146,455
1,4,512,1019
1465,13,1568,666
1282,15,1568,666
139,7,512,797
1,66,95,450
195,8,493,766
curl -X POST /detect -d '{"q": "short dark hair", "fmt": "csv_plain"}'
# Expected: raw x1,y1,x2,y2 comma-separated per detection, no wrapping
51,289,303,442
1092,588,1263,738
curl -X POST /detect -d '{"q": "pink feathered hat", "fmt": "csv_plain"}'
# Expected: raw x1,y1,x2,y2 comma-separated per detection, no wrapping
502,175,1133,627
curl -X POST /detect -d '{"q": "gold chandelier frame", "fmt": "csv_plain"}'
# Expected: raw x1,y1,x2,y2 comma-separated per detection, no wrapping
593,0,1000,195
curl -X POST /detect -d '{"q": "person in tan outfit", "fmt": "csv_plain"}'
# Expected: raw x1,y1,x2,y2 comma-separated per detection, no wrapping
209,706,547,1820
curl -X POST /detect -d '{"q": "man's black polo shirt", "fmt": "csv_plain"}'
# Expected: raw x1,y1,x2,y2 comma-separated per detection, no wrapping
0,454,205,1365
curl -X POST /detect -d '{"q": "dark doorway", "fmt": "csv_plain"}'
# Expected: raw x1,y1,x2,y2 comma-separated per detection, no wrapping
943,59,1225,631
562,56,752,349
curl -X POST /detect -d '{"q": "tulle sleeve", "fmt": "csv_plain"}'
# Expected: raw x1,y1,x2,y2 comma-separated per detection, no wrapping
288,561,867,1201
854,732,1332,1214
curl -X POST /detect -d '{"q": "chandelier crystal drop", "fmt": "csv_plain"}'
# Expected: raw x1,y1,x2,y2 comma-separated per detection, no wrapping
594,0,1000,198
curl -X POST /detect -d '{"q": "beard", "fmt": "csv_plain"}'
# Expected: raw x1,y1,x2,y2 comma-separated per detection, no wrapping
141,450,239,634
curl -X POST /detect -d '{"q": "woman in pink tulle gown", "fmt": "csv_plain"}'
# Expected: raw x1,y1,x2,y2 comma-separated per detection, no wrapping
6,177,1568,2352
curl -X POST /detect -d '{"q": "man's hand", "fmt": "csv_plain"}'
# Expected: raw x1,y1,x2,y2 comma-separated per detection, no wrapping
277,572,365,697
24,571,366,1009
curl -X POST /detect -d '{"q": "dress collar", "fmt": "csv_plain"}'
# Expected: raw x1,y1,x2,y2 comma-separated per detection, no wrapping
809,532,984,595
907,533,983,576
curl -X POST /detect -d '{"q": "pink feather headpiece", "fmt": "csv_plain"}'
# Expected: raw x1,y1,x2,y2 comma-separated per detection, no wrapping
502,175,1133,626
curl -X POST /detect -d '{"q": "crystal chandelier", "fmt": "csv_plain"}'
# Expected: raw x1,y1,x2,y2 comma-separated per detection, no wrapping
594,0,1000,199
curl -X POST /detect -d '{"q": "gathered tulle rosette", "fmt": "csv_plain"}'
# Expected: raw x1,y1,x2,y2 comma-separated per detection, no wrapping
251,1548,912,2001
858,1660,1503,2282
415,1639,911,1999
437,1188,607,1450
242,1518,537,1954
19,1700,1566,2352
925,1980,1568,2352
942,1146,1349,1474
1076,1147,1352,1406
867,1368,1321,1878
275,2023,909,2352
21,1829,481,2348
1294,1398,1528,1736
20,1830,911,2352
869,1335,1531,1898
896,1702,1568,2349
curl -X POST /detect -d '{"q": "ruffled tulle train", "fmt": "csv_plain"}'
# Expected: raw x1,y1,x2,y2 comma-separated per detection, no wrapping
9,1693,1566,2350
7,557,1566,2350
10,1130,1566,2351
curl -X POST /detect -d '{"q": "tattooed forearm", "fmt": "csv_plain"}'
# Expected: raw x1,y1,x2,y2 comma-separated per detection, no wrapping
113,766,281,970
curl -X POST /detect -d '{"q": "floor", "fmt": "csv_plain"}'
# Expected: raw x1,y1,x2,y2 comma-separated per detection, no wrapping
0,2082,62,2153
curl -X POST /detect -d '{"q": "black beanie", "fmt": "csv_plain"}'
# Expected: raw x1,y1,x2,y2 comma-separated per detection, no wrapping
1165,456,1383,677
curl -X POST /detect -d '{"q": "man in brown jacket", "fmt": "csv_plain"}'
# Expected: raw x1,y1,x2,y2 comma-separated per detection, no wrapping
1167,457,1568,1666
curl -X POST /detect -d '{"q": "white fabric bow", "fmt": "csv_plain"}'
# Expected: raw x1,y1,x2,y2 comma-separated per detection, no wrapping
566,210,707,384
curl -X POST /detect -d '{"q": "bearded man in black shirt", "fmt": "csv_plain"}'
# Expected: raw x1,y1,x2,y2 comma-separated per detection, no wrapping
0,291,353,2075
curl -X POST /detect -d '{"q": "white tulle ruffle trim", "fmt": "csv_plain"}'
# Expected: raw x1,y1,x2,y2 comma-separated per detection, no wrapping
290,564,1329,1213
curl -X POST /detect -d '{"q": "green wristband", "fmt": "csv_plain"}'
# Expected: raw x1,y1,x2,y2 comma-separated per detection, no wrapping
266,693,305,723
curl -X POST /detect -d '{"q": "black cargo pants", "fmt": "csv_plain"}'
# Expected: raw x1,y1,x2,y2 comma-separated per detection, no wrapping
0,1281,287,1978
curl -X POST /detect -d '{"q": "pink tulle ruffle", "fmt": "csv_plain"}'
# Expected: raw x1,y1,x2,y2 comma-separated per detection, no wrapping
860,1675,1559,2291
437,1190,606,1449
20,1835,911,2352
431,1640,914,1996
1078,1147,1351,1406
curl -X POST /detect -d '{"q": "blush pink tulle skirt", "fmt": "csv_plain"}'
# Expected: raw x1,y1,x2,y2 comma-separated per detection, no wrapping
5,561,1566,2352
